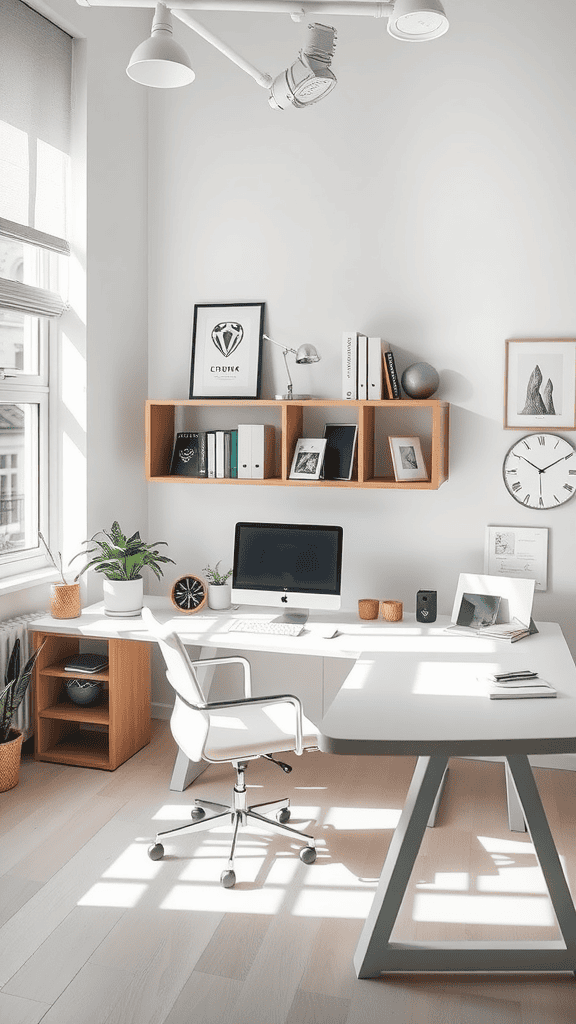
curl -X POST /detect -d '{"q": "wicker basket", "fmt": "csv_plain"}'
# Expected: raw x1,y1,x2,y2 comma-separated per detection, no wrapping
380,600,403,622
50,583,81,619
358,599,380,620
0,728,23,792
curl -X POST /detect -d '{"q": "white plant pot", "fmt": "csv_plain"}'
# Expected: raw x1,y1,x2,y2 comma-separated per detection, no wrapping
103,578,144,617
208,583,231,610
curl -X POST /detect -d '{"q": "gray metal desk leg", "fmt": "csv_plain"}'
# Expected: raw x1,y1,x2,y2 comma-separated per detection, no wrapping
505,760,527,832
168,647,217,792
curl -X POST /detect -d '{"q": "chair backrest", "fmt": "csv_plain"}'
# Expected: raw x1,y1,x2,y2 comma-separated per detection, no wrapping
141,607,210,762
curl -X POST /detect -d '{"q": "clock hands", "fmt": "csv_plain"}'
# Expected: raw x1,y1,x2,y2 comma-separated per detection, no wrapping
514,454,544,473
540,453,574,473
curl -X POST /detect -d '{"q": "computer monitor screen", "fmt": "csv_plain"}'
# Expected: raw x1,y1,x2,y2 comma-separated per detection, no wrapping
232,522,343,617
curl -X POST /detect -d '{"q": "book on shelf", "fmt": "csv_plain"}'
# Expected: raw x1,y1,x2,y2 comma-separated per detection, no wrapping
206,431,216,478
367,337,384,400
238,424,275,479
230,428,238,478
169,431,208,477
357,335,368,400
384,350,402,399
342,331,358,399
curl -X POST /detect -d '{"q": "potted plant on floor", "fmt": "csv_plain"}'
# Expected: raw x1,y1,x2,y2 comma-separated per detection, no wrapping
204,561,233,610
0,637,46,792
73,521,175,617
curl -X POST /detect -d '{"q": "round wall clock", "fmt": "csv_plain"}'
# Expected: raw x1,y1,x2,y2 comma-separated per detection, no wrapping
170,575,208,613
503,433,576,508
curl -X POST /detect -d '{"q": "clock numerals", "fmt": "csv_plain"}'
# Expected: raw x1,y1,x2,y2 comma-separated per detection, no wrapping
564,484,574,493
511,481,522,493
523,494,531,505
538,435,546,445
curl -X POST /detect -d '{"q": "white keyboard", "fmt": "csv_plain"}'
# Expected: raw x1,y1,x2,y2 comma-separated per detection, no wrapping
227,620,304,637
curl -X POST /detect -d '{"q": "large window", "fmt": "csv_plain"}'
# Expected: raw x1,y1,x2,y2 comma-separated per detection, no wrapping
0,0,72,580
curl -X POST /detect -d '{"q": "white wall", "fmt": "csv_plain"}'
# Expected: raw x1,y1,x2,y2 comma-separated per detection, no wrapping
147,0,576,659
0,0,149,619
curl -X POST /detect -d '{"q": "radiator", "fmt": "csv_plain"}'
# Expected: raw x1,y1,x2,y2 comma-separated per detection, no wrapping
0,613,43,740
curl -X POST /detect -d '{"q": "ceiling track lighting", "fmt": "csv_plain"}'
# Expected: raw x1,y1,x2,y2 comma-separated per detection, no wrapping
78,0,450,107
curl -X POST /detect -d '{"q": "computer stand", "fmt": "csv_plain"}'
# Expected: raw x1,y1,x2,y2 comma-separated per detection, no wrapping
273,610,309,625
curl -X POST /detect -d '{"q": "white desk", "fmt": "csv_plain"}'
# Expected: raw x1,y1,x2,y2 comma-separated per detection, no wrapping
319,619,576,976
32,601,576,975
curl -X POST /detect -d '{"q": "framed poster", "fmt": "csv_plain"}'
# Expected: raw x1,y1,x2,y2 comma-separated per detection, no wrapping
505,338,576,429
189,302,265,399
388,436,428,482
484,526,549,591
321,423,358,480
289,438,326,481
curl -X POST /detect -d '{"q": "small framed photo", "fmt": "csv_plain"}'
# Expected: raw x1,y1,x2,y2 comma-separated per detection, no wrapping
189,302,265,399
388,436,428,482
505,338,576,429
290,438,327,481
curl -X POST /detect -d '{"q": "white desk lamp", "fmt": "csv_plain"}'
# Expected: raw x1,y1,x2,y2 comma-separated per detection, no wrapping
263,334,321,401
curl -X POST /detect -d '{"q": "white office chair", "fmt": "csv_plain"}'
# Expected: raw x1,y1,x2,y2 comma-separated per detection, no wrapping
142,607,319,887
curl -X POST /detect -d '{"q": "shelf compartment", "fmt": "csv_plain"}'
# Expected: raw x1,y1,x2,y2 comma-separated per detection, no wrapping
146,398,450,490
36,728,111,769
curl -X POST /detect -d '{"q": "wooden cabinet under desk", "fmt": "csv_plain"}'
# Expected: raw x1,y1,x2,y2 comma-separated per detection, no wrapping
146,398,450,490
32,630,151,770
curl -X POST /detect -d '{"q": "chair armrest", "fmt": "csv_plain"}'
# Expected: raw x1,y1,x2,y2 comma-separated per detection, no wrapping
188,655,252,698
200,693,305,754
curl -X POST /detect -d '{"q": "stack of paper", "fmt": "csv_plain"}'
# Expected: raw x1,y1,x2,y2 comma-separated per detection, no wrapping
487,670,556,700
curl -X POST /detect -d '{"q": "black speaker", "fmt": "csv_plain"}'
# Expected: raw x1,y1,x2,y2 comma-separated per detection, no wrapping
416,590,437,623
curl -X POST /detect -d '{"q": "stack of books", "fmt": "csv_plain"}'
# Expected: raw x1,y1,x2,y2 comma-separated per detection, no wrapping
169,425,275,479
487,669,556,699
342,333,401,401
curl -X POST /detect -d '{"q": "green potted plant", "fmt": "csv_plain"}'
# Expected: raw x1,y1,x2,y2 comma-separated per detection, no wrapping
73,521,174,617
0,637,45,792
204,561,233,610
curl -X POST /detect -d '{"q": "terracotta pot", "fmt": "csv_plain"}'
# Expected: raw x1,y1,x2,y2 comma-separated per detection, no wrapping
0,728,23,792
50,583,81,619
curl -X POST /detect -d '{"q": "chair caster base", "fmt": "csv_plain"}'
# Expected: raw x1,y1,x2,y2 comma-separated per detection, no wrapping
220,869,236,888
148,843,165,861
300,845,316,864
276,807,291,823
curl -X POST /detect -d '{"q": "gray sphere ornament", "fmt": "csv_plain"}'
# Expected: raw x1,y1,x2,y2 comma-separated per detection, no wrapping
401,362,440,399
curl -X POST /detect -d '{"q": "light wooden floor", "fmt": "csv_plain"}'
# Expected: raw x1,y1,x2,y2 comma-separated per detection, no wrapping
1,721,575,1024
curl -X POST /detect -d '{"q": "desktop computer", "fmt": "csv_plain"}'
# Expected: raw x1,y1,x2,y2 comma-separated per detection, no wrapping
231,522,343,625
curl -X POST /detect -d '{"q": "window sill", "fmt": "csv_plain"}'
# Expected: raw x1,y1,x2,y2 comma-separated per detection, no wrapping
0,566,60,595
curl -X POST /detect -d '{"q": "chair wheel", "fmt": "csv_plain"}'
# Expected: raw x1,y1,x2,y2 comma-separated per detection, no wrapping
276,807,291,823
191,805,206,821
300,846,316,865
220,869,236,888
148,843,164,861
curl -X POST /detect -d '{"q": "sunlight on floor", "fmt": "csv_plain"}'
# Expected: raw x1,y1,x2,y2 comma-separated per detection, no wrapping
413,893,555,926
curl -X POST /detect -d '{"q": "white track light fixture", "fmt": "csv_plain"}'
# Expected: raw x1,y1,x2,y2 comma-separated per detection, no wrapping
269,24,337,110
387,0,449,41
78,1,451,105
127,2,195,87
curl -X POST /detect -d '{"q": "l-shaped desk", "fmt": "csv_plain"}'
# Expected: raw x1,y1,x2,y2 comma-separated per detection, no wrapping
32,599,576,977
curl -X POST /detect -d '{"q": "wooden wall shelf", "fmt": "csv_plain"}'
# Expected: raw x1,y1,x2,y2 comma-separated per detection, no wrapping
33,631,151,770
145,399,450,490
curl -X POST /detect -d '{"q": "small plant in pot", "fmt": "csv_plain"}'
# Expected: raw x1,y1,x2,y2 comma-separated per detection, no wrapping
39,532,81,619
73,521,174,618
0,637,46,792
204,561,233,610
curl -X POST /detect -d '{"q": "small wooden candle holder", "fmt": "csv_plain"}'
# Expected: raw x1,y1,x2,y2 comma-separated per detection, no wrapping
358,599,379,620
380,600,403,622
